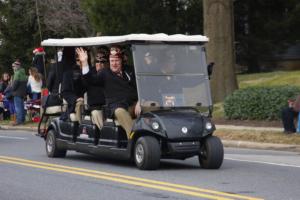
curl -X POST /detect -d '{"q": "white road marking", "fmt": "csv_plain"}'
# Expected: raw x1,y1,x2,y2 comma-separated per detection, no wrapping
0,135,28,140
225,157,300,168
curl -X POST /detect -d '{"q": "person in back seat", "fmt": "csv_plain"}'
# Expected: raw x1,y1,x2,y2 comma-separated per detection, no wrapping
61,47,86,123
76,46,140,139
83,48,108,130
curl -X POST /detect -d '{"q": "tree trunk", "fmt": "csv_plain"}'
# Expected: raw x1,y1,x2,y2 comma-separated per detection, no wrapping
203,0,238,103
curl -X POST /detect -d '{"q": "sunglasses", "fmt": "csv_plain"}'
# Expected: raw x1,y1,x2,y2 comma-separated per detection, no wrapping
96,60,106,64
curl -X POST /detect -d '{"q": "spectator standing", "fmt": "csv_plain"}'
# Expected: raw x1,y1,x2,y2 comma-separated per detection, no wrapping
0,73,10,93
1,73,16,122
0,73,12,119
33,47,46,77
27,67,43,100
11,60,27,125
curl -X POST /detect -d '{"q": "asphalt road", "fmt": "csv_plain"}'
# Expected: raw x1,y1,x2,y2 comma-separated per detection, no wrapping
0,130,299,200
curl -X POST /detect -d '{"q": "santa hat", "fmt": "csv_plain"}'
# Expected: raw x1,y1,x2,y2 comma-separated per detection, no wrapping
33,47,45,54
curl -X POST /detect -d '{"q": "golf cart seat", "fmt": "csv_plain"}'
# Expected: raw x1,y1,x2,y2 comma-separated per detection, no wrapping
44,105,65,115
105,118,120,126
69,113,78,122
83,115,91,121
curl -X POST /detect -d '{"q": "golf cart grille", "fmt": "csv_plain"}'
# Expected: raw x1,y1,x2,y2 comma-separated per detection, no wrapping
167,141,200,153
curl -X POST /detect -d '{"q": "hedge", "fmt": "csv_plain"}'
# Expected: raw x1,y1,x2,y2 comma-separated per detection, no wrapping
224,86,300,120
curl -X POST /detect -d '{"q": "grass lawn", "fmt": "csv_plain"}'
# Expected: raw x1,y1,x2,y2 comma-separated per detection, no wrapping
238,70,300,88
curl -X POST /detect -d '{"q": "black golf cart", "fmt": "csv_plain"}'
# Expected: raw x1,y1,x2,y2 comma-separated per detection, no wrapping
39,34,224,170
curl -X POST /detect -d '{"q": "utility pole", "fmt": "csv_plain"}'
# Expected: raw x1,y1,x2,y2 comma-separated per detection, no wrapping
35,0,43,43
35,0,47,85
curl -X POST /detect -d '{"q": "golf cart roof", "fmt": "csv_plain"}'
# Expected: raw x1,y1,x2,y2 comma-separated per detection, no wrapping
41,33,209,47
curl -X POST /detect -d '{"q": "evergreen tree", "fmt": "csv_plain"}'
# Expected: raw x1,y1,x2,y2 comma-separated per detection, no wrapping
0,0,38,73
0,0,91,74
81,0,203,35
235,0,300,73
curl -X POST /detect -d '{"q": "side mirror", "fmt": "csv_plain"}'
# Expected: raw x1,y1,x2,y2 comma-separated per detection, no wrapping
207,62,214,80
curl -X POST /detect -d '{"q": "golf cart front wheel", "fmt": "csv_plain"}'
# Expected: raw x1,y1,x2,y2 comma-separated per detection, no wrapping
199,136,224,169
46,130,67,158
134,136,161,170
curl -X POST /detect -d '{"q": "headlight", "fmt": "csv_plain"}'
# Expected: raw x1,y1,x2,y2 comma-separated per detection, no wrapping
205,122,213,130
151,121,160,131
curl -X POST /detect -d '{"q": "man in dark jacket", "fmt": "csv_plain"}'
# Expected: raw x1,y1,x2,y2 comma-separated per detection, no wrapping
61,47,85,123
76,46,139,139
11,60,27,125
83,50,107,130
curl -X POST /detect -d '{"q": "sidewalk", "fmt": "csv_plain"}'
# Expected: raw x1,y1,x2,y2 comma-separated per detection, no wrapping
1,123,300,152
216,124,283,132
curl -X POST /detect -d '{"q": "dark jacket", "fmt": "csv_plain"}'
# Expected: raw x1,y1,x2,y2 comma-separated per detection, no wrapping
47,62,63,94
33,53,45,76
61,65,85,103
83,67,137,109
0,80,9,93
11,68,27,97
82,67,105,109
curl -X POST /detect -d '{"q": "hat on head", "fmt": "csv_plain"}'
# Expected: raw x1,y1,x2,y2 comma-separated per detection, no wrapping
33,47,45,54
12,60,21,68
96,49,108,63
109,46,123,59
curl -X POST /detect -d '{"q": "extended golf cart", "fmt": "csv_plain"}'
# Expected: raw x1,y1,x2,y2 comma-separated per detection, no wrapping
39,34,224,170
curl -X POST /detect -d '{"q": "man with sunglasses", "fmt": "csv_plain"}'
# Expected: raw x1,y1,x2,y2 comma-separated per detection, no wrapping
77,46,140,139
83,49,108,130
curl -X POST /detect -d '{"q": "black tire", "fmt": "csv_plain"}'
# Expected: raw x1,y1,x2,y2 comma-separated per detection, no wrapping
45,130,67,158
134,136,161,170
199,136,224,169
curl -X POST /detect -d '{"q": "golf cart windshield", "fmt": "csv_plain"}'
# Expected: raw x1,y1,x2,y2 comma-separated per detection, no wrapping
132,44,212,108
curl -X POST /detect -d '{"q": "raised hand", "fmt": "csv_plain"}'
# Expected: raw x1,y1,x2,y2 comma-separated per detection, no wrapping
75,47,88,67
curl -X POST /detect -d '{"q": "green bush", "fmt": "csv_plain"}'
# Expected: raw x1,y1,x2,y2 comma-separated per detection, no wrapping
224,86,300,120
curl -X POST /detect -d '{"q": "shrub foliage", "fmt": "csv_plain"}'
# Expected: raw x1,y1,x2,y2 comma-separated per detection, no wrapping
224,86,300,120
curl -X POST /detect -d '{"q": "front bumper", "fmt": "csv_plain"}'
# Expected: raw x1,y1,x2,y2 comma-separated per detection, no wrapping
163,141,200,158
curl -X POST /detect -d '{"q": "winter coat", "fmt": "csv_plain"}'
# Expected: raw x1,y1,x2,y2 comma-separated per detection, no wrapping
33,53,45,76
11,68,27,97
82,67,105,109
47,62,63,94
83,67,137,110
0,80,9,93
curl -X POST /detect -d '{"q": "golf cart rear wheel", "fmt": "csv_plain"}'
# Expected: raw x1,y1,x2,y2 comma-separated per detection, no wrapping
134,136,161,170
46,130,67,158
199,136,224,169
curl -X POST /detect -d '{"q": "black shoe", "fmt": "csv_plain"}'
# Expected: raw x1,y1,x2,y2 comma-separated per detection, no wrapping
284,130,295,134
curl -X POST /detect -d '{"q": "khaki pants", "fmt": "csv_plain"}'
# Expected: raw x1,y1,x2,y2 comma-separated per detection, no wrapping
75,99,84,123
114,105,135,139
91,110,103,130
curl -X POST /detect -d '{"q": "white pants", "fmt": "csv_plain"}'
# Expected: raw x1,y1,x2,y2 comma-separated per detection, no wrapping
91,110,103,130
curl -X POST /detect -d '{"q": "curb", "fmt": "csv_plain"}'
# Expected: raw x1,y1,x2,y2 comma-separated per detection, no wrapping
216,124,283,132
222,140,300,152
0,125,38,132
